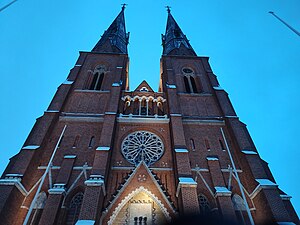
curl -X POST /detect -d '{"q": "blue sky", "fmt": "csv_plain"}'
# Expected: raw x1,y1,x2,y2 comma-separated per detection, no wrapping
0,0,299,216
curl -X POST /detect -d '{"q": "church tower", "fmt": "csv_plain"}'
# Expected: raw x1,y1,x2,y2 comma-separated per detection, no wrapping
0,6,298,225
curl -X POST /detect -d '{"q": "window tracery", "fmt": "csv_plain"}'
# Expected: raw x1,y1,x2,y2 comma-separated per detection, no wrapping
121,131,164,166
66,192,84,225
198,194,210,215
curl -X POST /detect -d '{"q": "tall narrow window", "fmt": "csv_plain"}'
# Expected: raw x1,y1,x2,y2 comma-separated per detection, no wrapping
190,76,198,93
184,76,191,93
66,192,84,225
89,136,95,148
205,139,210,151
190,139,195,151
219,139,225,151
89,72,104,90
72,135,80,148
198,194,210,215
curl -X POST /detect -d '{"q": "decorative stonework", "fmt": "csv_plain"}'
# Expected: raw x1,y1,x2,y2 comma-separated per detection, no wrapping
107,186,171,225
121,131,164,166
137,174,147,182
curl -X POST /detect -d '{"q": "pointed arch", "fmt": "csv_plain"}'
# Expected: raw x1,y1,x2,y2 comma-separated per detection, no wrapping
66,192,84,225
190,76,198,93
198,193,211,215
107,186,171,225
30,192,47,225
183,76,191,93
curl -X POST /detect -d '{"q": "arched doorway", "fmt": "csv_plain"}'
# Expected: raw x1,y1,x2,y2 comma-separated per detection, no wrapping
107,187,171,225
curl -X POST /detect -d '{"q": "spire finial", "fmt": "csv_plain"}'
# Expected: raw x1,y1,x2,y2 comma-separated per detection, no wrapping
165,6,171,14
121,3,127,11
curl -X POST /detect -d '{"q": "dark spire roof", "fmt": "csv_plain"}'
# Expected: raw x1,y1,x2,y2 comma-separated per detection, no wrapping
92,6,129,54
162,9,196,56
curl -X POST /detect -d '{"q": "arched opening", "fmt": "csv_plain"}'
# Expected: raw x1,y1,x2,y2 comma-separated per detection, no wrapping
66,192,84,225
89,72,104,90
198,194,211,215
232,194,250,225
190,76,198,93
107,187,171,225
183,76,191,93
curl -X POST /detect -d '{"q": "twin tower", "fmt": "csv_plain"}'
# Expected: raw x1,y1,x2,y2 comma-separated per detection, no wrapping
0,6,298,225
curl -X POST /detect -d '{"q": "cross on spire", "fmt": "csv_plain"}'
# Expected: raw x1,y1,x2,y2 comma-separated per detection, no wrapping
165,5,171,13
121,3,127,11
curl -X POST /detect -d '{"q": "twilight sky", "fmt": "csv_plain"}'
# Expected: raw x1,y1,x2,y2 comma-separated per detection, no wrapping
0,0,299,216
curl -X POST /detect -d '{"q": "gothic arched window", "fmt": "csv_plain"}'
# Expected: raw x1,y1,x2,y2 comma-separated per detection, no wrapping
89,72,104,90
232,194,249,225
183,76,191,93
198,194,210,215
66,192,84,225
190,76,198,93
30,192,47,225
89,65,106,91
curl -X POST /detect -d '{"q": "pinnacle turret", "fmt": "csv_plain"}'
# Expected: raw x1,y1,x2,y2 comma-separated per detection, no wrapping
162,9,196,56
92,6,129,54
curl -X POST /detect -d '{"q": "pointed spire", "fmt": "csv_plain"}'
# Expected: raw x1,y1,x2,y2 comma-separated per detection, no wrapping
162,7,196,56
92,5,129,54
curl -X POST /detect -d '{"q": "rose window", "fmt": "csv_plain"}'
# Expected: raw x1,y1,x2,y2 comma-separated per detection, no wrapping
121,131,164,166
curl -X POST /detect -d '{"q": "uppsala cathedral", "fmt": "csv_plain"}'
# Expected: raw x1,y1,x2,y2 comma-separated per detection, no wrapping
0,6,298,225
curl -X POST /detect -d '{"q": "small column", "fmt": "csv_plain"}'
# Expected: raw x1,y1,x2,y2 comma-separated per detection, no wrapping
139,99,142,115
77,175,105,224
146,99,149,116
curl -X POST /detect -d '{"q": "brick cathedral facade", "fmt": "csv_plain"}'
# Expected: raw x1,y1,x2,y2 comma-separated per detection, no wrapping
0,7,298,225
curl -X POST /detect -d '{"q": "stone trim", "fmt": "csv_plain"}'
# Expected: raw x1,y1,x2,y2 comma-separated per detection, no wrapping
0,174,27,196
250,179,278,199
117,116,169,124
280,194,292,200
84,175,106,195
214,186,232,197
106,186,172,225
48,184,66,195
176,177,197,197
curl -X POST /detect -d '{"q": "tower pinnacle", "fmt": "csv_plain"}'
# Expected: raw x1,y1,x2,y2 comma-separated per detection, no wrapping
162,9,196,56
92,6,129,54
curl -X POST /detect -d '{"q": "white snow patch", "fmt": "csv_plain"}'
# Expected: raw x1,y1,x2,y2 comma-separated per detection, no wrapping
256,179,277,186
22,145,40,150
75,220,95,225
178,177,197,185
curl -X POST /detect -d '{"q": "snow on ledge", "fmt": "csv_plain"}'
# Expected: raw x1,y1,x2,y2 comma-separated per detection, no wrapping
175,148,188,153
242,150,258,155
96,146,110,151
256,179,277,187
63,80,74,85
214,186,231,196
178,177,197,185
207,156,219,161
166,84,176,89
75,220,95,225
213,86,224,91
22,145,40,150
